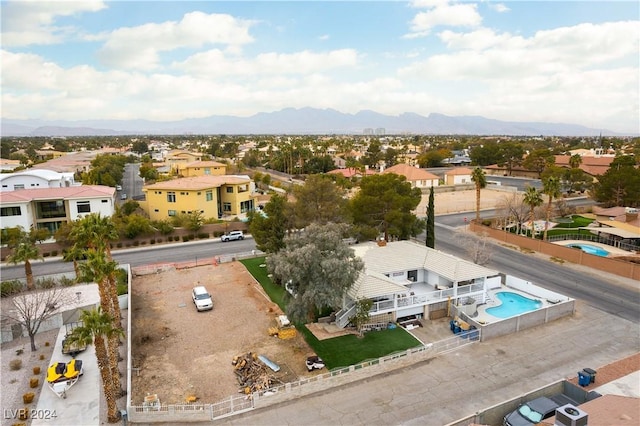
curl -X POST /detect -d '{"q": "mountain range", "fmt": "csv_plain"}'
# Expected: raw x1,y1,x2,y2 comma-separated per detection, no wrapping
0,108,627,137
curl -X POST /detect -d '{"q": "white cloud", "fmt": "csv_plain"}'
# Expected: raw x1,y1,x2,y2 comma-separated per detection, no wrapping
97,12,257,70
489,3,510,13
318,34,330,41
1,0,106,46
174,49,359,78
405,1,482,38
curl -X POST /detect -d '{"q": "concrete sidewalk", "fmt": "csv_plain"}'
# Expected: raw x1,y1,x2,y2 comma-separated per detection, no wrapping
32,326,100,426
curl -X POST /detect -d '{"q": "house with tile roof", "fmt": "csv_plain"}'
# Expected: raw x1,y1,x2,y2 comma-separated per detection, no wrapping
334,240,501,328
554,154,615,177
0,185,116,234
142,175,257,221
165,150,203,174
383,163,439,188
444,167,473,185
177,161,227,177
327,167,377,179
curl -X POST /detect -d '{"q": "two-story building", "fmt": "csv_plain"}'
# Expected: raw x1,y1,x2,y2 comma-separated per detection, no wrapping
0,169,79,192
0,186,116,234
142,175,257,221
177,161,227,178
165,150,203,174
334,240,501,328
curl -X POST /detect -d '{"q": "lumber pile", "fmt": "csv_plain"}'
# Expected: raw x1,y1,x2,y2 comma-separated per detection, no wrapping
232,352,282,394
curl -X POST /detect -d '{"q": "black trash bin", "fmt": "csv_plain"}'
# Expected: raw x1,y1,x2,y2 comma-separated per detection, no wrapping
583,367,597,383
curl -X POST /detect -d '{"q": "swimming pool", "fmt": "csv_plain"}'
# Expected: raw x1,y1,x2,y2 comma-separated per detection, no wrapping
486,292,542,319
567,243,609,257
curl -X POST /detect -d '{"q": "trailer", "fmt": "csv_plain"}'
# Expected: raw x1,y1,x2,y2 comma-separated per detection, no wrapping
61,322,87,357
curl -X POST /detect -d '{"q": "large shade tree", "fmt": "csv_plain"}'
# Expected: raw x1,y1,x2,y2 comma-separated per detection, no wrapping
267,223,364,323
593,155,640,207
349,173,422,241
249,194,292,253
291,174,347,228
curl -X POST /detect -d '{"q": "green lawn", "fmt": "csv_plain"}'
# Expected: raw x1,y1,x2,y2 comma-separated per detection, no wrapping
240,256,422,369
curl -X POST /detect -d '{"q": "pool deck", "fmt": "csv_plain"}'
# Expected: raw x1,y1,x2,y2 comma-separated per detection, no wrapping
553,239,632,256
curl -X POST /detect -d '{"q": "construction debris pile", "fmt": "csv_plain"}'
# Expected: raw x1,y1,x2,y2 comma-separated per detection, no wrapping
232,352,283,394
267,315,297,339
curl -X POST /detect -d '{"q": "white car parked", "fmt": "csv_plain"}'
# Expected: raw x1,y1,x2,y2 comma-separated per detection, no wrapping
221,230,244,242
192,286,213,311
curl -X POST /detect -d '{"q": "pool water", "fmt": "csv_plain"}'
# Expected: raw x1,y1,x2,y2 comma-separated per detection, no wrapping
567,243,609,257
486,292,542,319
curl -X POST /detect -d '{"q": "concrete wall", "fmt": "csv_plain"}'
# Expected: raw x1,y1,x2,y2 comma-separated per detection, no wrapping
470,222,640,281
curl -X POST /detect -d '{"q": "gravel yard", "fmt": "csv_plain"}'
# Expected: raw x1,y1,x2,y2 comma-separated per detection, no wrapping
130,261,317,405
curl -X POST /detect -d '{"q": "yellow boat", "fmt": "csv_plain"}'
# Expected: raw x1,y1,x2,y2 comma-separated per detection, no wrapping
46,359,83,398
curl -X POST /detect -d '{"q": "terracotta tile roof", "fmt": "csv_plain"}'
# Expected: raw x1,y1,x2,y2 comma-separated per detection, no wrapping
554,155,614,177
326,168,376,178
0,185,114,202
445,167,473,176
383,163,439,181
143,175,250,190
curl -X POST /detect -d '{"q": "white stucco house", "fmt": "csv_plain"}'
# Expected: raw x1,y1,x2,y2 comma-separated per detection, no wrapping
0,186,116,234
0,169,80,192
334,240,501,328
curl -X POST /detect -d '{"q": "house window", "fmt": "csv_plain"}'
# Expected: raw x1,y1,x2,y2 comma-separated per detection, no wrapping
101,199,108,203
223,202,232,212
204,168,210,175
167,192,176,203
154,209,159,212
180,192,187,195
168,210,176,216
408,270,418,282
1,206,21,216
14,184,25,190
206,190,213,201
226,187,234,193
77,201,91,213
240,200,253,213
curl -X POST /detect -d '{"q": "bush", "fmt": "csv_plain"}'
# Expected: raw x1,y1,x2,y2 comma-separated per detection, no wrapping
133,240,140,247
33,366,41,375
23,392,35,404
156,238,162,243
36,277,57,289
197,232,209,239
51,250,58,256
150,239,156,244
9,359,22,370
117,242,123,248
29,378,39,388
115,269,128,296
43,252,50,257
140,240,147,245
58,276,76,287
182,235,190,242
1,280,24,297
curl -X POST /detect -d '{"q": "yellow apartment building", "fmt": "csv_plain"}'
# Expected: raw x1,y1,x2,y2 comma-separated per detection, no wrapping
178,161,227,177
165,150,203,173
142,175,256,221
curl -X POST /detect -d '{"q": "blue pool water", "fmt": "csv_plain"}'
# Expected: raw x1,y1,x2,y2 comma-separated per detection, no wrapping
567,243,609,257
486,292,543,319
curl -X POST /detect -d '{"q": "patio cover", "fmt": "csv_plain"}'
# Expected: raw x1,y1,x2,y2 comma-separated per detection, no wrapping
581,224,640,239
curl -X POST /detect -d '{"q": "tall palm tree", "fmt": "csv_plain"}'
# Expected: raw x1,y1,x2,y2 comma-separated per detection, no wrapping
66,307,123,423
542,176,562,241
77,249,124,394
6,228,43,290
471,167,487,222
70,213,119,259
523,186,543,237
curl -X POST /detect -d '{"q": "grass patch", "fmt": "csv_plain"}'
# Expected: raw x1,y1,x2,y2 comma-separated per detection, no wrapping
240,257,288,311
298,326,420,369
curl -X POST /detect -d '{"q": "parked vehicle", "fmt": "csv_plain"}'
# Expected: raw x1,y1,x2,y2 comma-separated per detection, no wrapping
305,356,325,371
221,230,244,242
61,322,87,357
192,286,213,311
116,185,122,191
503,395,577,426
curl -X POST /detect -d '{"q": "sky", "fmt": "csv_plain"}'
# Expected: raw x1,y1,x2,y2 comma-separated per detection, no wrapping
1,0,639,133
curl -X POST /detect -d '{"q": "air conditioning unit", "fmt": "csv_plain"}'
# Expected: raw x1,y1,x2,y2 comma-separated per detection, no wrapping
555,404,588,426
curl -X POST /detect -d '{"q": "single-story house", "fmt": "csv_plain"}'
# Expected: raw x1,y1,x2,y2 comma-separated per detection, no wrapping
383,164,439,189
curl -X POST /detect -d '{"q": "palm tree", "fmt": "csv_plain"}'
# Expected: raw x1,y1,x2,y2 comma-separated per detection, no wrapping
523,186,543,237
542,176,562,241
70,213,119,259
62,243,87,281
66,308,123,423
6,228,44,290
471,167,487,222
569,154,582,169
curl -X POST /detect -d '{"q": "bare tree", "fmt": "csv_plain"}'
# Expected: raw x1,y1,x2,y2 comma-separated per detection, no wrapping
1,287,73,351
454,230,494,265
496,193,528,235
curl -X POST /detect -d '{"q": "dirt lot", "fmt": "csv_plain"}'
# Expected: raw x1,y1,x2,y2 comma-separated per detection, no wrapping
130,261,317,405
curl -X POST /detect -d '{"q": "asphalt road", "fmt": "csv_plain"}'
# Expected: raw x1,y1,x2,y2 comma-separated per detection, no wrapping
2,217,637,323
123,162,144,201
